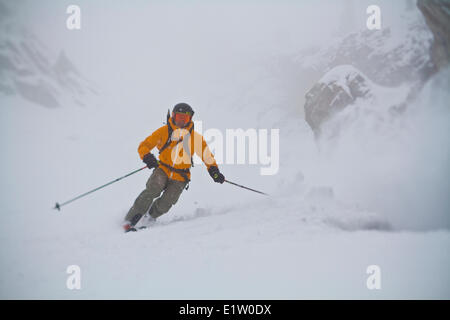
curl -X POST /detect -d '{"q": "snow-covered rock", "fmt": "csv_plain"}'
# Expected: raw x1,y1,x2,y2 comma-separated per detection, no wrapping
304,65,408,137
296,10,434,88
417,0,450,73
0,2,97,108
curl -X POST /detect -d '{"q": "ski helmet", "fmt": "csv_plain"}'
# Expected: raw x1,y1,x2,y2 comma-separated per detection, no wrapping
172,103,194,127
172,103,194,117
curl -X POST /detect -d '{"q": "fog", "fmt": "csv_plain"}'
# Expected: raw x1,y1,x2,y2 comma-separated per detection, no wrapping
7,0,408,94
1,0,450,299
302,68,450,231
2,0,448,232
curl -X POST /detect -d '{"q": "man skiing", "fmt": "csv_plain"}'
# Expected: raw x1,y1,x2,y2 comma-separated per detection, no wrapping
123,103,225,232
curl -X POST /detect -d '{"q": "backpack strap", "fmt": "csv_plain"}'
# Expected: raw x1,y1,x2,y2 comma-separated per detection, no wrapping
158,110,173,154
184,123,195,168
159,119,194,164
159,125,173,154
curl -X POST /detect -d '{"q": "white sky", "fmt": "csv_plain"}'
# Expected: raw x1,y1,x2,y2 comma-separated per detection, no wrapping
4,0,411,96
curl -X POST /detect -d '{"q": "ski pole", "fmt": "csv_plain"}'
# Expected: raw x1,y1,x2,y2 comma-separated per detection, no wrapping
54,166,148,211
224,179,269,196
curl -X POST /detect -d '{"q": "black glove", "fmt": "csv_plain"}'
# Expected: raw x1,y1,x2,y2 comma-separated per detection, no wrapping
143,153,158,169
208,166,225,184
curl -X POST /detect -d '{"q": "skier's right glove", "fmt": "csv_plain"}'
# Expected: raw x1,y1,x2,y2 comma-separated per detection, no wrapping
208,166,225,184
143,153,158,169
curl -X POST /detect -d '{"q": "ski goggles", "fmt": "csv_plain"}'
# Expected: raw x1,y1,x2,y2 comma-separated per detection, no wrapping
173,112,192,126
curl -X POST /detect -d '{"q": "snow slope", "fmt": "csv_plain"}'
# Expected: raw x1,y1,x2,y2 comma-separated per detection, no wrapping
2,66,449,299
0,1,449,299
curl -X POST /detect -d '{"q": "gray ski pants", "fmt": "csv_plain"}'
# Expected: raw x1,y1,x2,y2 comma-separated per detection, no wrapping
125,167,187,223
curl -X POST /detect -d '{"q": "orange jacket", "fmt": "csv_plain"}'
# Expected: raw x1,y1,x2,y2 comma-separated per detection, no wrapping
138,117,218,181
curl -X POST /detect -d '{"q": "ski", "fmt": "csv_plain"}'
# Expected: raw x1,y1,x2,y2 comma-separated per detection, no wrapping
124,213,156,233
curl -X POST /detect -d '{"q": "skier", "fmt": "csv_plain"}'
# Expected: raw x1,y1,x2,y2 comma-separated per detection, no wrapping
123,103,225,232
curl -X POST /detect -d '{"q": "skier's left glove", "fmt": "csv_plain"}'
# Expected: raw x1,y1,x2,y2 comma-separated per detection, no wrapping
208,166,225,184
